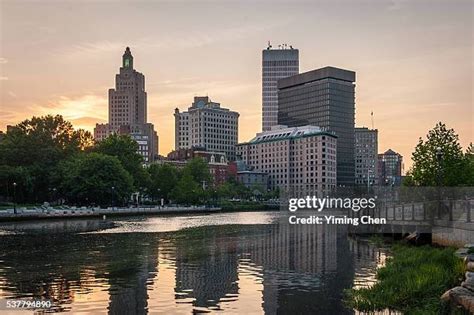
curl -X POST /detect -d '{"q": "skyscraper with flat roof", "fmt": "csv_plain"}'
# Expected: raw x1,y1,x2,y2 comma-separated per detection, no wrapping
355,127,378,186
262,43,299,132
174,96,239,161
277,66,356,186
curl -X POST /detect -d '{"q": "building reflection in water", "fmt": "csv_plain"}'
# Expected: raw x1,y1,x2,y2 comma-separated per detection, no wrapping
0,215,388,314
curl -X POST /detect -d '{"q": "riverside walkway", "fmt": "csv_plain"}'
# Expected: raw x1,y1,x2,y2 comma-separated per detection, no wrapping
0,205,221,221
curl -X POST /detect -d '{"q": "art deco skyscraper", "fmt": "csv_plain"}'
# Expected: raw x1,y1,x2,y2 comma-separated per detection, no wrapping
94,47,158,163
261,43,299,132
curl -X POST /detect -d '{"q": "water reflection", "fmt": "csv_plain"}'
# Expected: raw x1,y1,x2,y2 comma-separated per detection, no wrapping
0,212,388,314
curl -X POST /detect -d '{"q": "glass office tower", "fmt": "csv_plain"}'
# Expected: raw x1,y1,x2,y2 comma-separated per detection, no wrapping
277,66,356,186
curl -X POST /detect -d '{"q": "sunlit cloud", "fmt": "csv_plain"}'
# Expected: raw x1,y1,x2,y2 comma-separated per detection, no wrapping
0,77,8,81
0,57,7,64
28,94,108,131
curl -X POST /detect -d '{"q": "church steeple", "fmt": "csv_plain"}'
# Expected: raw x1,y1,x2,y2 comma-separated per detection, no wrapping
122,47,133,69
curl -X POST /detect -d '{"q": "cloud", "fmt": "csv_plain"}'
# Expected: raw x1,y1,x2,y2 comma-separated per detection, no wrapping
0,77,8,81
70,116,107,131
0,58,7,64
27,94,108,131
52,19,292,60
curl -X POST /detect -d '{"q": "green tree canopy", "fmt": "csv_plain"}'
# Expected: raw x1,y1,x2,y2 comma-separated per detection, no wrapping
0,115,93,202
407,122,472,186
55,153,133,206
148,163,179,202
93,134,149,190
171,172,204,205
182,157,212,186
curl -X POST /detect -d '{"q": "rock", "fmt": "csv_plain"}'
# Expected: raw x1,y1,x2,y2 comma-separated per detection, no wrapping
457,248,469,257
466,272,474,280
441,286,474,313
467,262,474,272
462,280,474,292
465,244,474,248
464,254,474,263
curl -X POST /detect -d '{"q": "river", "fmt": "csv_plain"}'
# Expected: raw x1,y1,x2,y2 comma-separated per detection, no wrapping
0,211,389,314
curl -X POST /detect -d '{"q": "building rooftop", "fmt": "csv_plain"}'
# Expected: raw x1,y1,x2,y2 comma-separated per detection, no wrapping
238,125,336,146
380,149,401,156
278,66,355,90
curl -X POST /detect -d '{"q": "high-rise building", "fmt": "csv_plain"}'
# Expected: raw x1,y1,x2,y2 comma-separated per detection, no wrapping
236,125,337,193
174,96,239,161
355,127,378,186
378,149,403,186
94,47,159,163
262,43,299,132
277,66,355,186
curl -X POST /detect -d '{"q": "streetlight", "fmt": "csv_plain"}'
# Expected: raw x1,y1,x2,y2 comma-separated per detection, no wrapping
12,182,17,215
111,186,115,210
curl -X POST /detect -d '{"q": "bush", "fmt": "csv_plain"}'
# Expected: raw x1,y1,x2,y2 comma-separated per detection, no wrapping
345,244,465,314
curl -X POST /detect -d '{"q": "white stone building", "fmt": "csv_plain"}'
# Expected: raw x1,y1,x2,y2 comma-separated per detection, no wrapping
174,96,239,161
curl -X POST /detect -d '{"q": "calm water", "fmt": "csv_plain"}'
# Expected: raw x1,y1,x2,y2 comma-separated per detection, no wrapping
0,211,388,314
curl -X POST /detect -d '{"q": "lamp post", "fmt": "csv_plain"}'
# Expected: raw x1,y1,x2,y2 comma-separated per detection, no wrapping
12,182,17,215
111,186,115,211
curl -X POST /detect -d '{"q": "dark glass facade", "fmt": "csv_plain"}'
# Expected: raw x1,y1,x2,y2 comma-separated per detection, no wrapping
277,67,355,186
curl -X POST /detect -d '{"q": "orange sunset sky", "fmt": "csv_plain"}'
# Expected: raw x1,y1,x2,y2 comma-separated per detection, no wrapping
0,0,472,171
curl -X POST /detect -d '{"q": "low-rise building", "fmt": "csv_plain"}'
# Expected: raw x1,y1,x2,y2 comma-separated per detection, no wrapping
378,149,403,186
236,125,337,194
164,148,229,186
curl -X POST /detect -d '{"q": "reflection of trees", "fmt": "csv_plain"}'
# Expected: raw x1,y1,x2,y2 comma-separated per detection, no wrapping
0,232,159,313
0,220,390,314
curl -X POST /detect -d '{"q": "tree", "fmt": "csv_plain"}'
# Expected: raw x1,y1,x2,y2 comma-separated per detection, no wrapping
55,153,133,206
148,163,179,202
182,157,211,186
171,172,204,205
0,115,93,202
408,122,471,186
93,134,149,190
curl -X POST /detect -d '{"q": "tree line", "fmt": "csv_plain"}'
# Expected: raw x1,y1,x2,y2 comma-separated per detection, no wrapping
0,115,265,207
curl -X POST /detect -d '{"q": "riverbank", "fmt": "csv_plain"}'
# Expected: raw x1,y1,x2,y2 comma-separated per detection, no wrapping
0,205,221,222
346,244,465,314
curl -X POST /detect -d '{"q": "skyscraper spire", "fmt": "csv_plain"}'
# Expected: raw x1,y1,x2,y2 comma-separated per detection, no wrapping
122,46,133,69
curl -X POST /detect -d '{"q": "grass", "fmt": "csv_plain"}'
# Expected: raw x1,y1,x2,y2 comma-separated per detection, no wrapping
345,244,465,315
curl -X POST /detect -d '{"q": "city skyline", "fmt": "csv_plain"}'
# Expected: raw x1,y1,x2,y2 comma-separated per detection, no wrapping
1,1,472,169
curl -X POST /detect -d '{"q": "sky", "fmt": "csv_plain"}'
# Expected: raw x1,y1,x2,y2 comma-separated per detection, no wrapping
0,0,472,171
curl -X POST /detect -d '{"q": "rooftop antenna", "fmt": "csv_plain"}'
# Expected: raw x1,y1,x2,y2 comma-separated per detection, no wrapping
267,41,272,49
371,111,374,129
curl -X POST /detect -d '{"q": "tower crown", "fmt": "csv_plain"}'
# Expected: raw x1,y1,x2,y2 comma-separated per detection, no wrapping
122,47,133,69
